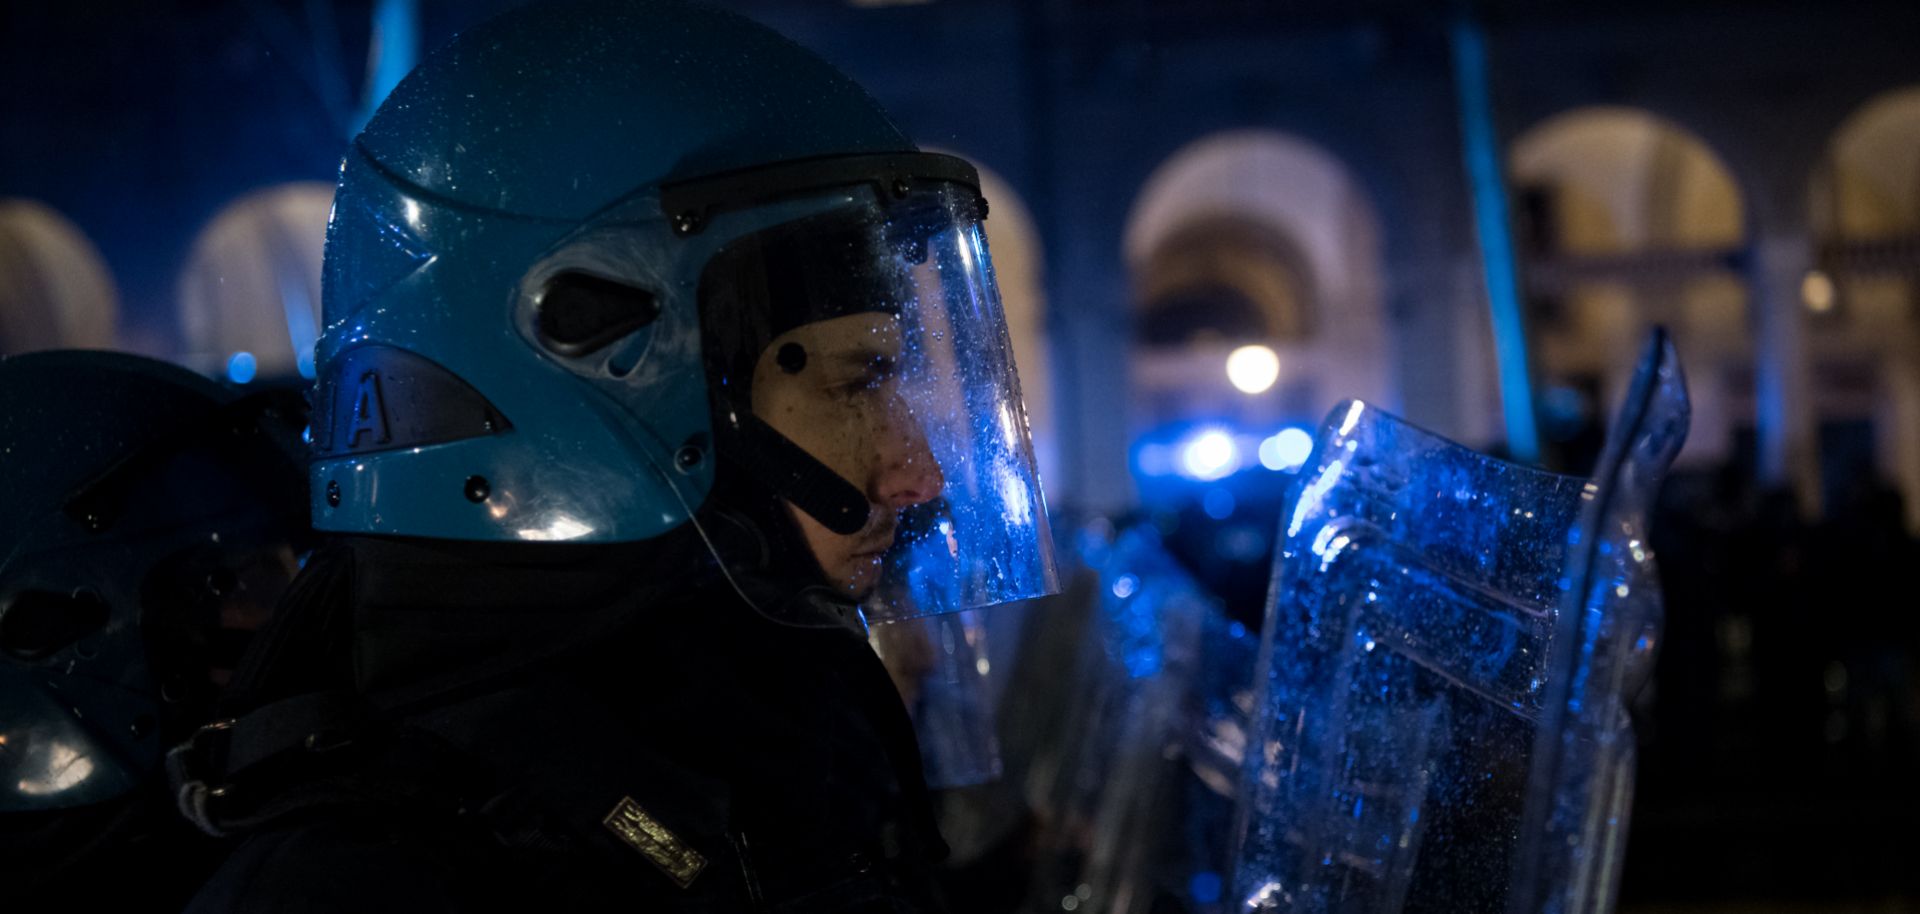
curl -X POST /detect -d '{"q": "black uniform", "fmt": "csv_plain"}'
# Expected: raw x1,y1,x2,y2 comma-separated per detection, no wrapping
183,532,947,913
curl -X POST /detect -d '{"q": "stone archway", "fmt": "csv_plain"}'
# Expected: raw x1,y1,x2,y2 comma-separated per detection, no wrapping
176,182,333,383
1811,86,1920,531
1510,106,1748,471
1123,129,1389,443
0,199,119,353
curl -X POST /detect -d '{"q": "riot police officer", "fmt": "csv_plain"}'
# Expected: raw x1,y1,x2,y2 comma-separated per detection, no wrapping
178,0,1056,910
0,351,308,911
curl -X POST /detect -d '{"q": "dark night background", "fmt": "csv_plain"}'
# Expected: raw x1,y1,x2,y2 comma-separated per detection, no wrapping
5,1,1920,911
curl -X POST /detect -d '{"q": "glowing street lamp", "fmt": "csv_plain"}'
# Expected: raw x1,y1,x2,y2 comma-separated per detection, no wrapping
1801,270,1836,314
1226,344,1280,395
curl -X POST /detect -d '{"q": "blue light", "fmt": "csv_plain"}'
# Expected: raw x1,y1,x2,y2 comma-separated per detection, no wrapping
1178,428,1239,481
275,274,319,382
1202,488,1236,520
1540,384,1588,435
353,0,419,134
1258,427,1315,471
1124,645,1162,679
226,351,258,385
1137,442,1174,477
1189,872,1223,905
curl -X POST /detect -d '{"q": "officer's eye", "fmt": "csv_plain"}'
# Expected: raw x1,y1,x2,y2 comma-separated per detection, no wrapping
833,357,895,398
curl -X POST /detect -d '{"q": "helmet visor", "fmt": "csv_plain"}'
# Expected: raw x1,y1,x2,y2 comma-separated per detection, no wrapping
705,178,1058,619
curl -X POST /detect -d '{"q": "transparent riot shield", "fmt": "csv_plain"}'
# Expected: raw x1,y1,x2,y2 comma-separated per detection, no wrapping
1230,330,1688,914
1019,523,1212,914
869,609,1003,789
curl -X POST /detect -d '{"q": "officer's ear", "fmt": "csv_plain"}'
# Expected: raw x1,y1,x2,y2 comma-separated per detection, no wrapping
535,272,661,357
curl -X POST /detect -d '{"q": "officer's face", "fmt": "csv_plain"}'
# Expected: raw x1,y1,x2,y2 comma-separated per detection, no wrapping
753,312,944,597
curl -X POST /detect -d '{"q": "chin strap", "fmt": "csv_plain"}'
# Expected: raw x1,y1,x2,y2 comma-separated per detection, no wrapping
714,407,871,536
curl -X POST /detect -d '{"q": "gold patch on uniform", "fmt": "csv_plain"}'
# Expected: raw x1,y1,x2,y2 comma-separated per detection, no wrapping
602,796,707,888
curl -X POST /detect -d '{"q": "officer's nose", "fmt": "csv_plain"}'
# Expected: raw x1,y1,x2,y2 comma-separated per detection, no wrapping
873,403,943,510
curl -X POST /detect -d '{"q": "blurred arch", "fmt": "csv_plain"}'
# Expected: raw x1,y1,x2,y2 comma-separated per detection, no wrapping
1810,86,1920,530
1512,106,1744,254
1135,214,1315,349
1123,129,1390,437
1510,106,1749,469
176,182,333,382
0,199,119,353
1813,86,1920,238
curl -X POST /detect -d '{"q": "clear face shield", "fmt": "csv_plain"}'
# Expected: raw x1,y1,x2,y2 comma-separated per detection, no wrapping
681,157,1059,622
861,197,1059,622
675,156,1058,785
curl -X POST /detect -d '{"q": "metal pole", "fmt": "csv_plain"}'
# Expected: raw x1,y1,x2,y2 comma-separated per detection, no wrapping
1450,15,1541,463
354,0,418,136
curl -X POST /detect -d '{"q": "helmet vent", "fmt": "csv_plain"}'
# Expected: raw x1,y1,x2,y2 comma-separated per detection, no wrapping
537,272,661,358
1,589,110,660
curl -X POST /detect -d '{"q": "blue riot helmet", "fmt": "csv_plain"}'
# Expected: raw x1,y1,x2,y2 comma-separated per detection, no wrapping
312,0,1056,620
0,352,307,874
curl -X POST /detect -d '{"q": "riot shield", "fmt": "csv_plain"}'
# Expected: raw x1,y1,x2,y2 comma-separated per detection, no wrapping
1507,329,1689,914
870,609,1003,789
1019,523,1213,914
1230,330,1688,914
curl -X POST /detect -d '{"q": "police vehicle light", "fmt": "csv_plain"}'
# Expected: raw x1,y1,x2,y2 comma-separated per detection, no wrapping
1258,428,1314,471
1179,429,1239,480
1226,345,1280,395
1202,488,1236,519
226,351,258,385
1137,442,1174,477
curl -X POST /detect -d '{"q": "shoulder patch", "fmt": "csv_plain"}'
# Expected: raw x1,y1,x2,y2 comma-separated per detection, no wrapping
603,796,707,889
